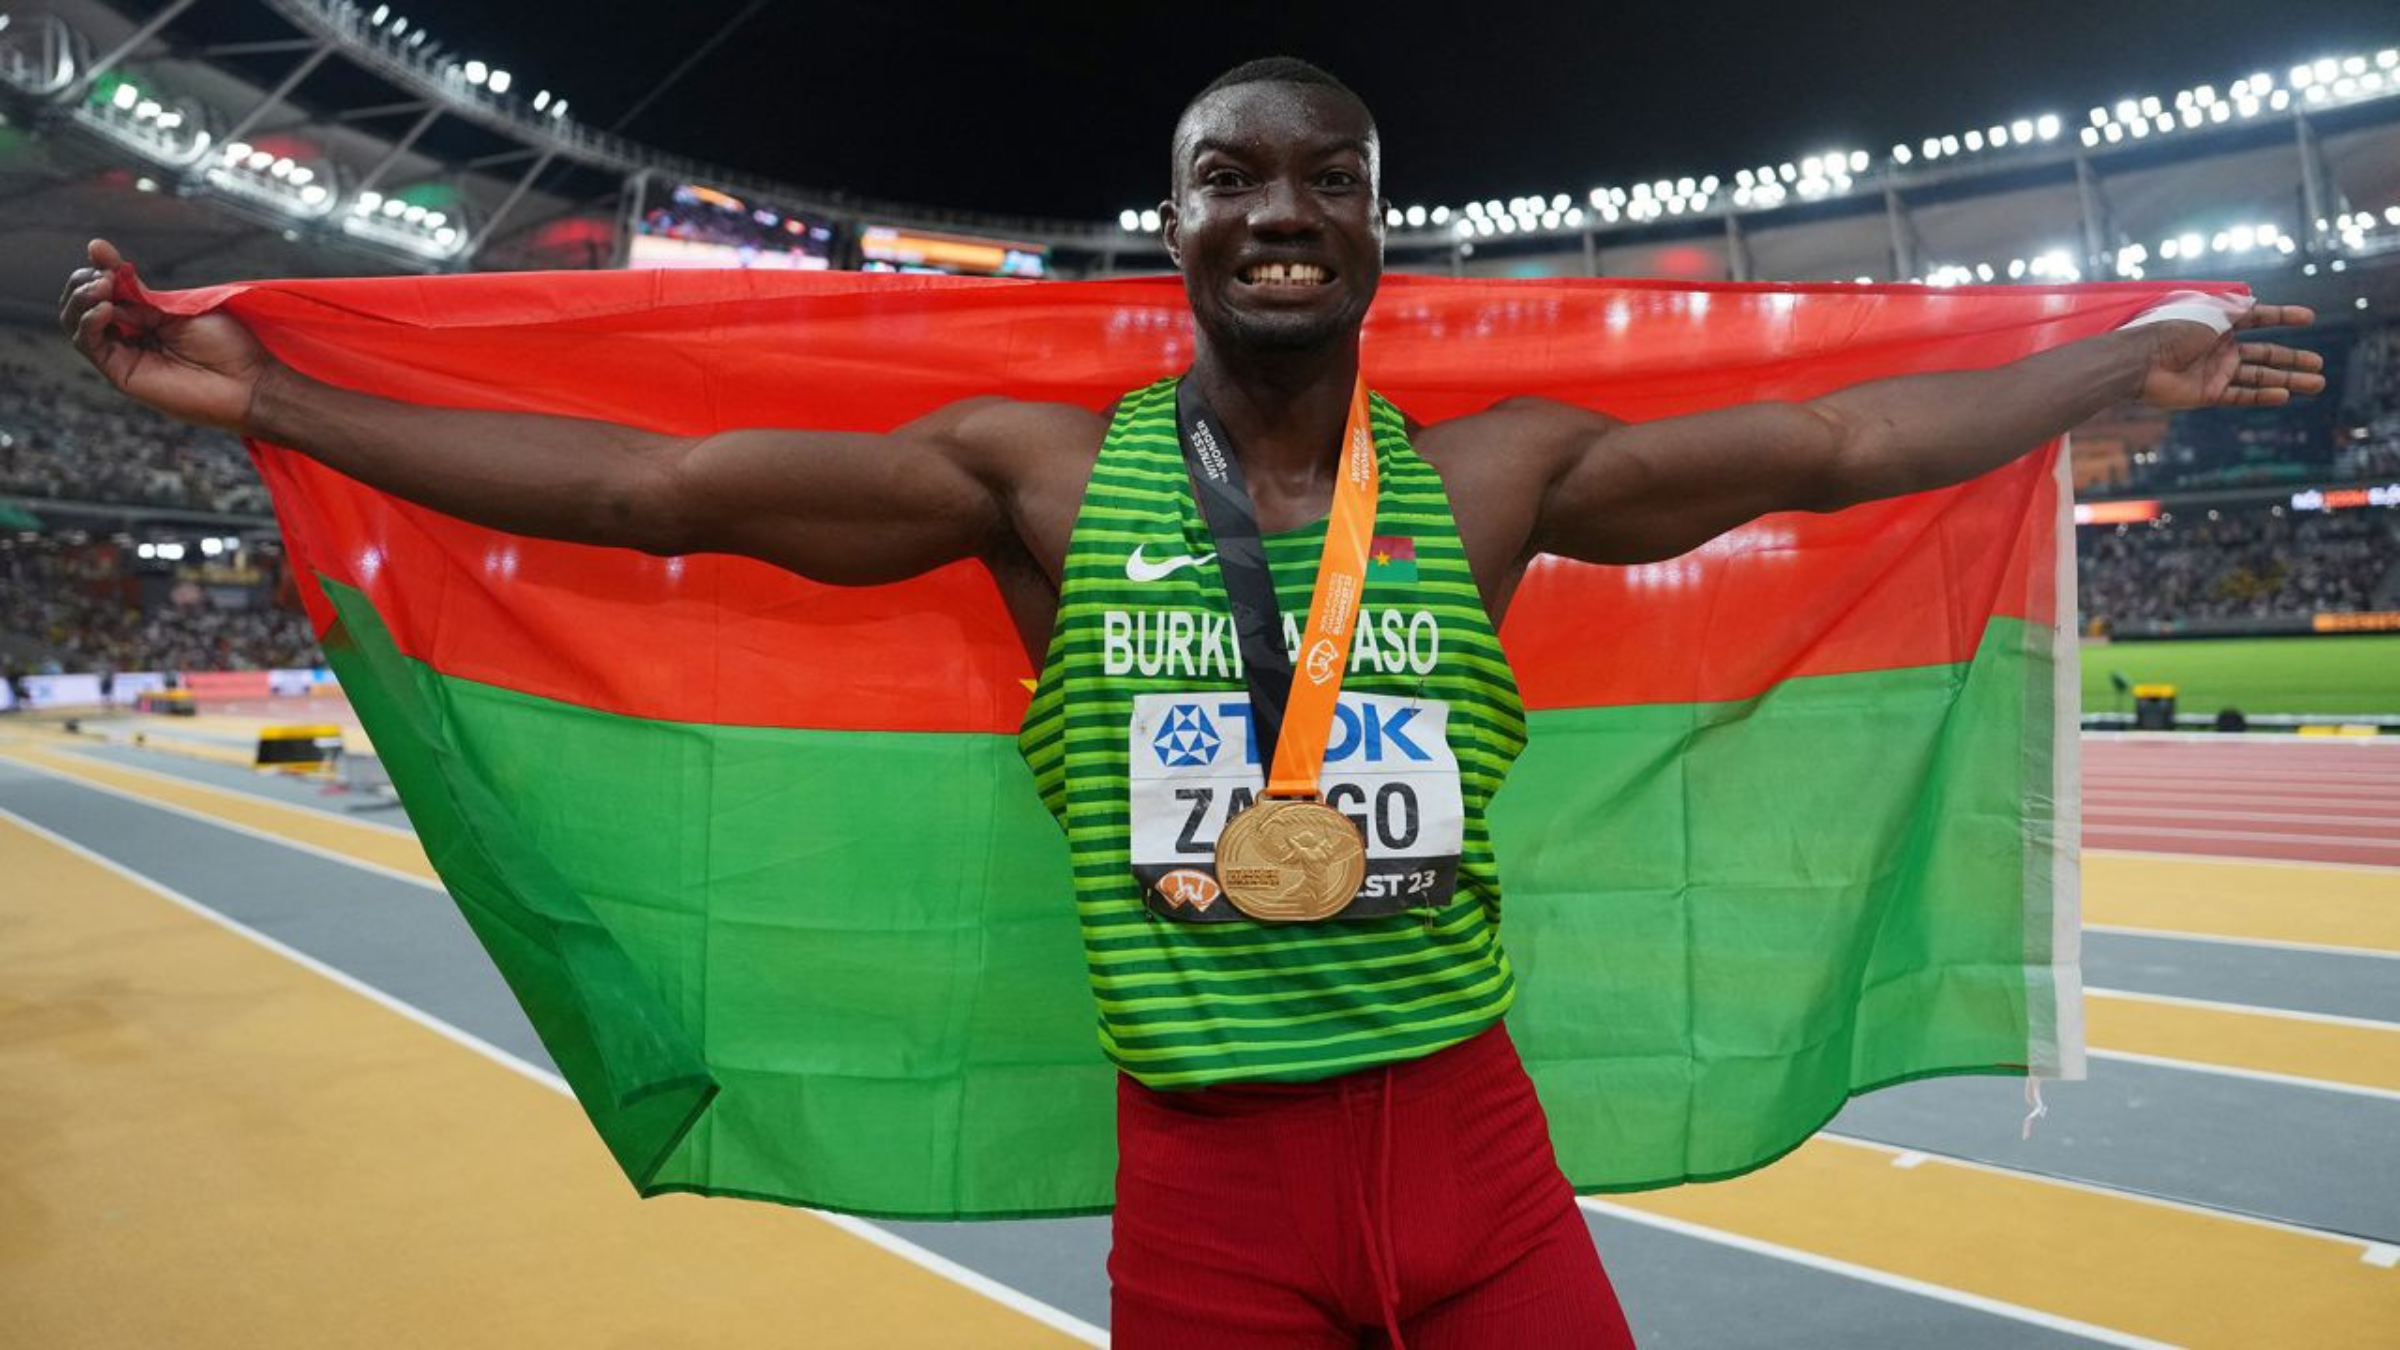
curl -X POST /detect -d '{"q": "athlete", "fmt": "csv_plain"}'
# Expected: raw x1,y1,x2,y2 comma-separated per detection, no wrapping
61,55,2319,1350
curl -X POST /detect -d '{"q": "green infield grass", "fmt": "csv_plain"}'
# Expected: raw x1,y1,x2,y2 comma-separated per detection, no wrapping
2079,634,2400,716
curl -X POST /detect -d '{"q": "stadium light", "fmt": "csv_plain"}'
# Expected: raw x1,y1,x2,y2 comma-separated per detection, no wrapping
534,90,550,111
371,3,390,22
464,60,488,86
489,70,512,95
1138,208,1161,233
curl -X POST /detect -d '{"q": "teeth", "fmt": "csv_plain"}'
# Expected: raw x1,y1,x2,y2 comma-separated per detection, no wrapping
1245,262,1327,285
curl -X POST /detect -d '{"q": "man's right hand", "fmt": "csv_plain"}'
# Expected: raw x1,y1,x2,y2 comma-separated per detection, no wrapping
58,238,274,434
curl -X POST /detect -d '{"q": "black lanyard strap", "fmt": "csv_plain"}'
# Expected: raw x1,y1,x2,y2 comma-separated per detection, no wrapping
1175,379,1293,777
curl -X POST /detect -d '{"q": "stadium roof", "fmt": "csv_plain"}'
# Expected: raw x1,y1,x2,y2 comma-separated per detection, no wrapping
1,0,2395,319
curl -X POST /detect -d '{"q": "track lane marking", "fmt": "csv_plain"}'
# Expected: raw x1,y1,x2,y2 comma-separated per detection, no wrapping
0,804,1104,1348
2083,990,2400,1096
0,741,436,881
1588,1132,2400,1350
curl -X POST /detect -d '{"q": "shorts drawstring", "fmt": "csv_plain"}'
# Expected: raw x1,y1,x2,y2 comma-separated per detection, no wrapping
1343,1067,1407,1349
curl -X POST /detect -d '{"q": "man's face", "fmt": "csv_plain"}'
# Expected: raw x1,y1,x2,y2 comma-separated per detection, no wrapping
1164,82,1385,354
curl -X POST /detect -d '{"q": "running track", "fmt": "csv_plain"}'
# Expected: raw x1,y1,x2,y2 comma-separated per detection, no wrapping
2083,736,2400,867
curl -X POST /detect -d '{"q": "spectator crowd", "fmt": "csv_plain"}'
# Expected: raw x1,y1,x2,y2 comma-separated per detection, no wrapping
2078,505,2396,630
2,544,320,675
1,357,269,515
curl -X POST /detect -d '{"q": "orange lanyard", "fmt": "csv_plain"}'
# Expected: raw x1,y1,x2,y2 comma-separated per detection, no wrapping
1267,377,1377,799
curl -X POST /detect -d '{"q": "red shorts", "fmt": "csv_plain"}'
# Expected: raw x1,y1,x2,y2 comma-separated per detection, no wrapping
1110,1023,1637,1349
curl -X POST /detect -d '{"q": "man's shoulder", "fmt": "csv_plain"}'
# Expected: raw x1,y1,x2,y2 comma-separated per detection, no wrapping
1408,394,1621,466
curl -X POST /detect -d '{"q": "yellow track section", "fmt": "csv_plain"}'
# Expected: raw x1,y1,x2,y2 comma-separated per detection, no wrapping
0,807,1083,1349
2085,852,2400,954
2088,990,2400,1095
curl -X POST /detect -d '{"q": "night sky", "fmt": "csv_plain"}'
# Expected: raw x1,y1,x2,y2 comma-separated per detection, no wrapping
165,0,2400,220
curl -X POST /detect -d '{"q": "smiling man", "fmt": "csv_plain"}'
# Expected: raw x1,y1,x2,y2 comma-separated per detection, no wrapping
60,54,2322,1350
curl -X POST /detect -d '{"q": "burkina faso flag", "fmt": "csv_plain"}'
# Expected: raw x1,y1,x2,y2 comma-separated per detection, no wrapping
128,269,2231,1219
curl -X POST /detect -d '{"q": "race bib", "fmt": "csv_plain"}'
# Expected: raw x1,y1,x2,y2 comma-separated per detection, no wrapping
1128,691,1464,922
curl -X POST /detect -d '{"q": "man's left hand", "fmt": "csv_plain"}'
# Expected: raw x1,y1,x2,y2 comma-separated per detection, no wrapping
2137,303,2323,410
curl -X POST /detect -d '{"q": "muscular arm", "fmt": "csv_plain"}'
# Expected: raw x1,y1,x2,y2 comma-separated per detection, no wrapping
63,240,1092,586
1427,307,2320,570
250,367,1030,583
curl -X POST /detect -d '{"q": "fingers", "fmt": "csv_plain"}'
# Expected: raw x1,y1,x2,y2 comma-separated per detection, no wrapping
2218,386,2290,408
72,299,115,359
58,272,114,339
88,238,125,271
2237,341,2324,373
2233,363,2326,395
2235,303,2315,330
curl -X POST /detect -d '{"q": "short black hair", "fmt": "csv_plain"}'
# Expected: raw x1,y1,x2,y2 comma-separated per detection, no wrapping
1171,56,1378,186
1189,56,1363,112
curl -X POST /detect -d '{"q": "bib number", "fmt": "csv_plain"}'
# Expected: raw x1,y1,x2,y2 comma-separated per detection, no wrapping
1128,691,1464,922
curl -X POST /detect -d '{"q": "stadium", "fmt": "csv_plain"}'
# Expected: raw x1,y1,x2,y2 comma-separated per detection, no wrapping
2,2,2395,1347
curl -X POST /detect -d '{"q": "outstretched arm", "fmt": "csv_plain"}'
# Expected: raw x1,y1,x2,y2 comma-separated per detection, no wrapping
1478,303,2320,566
59,239,1059,584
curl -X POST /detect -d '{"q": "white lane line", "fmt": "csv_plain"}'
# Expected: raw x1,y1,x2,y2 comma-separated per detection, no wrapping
1817,1132,2389,1250
49,740,422,837
2089,1049,2400,1104
1888,1151,1929,1169
2086,986,2400,1031
2365,1244,2400,1269
0,751,444,893
2083,848,2400,876
2082,732,2400,747
1579,1200,2183,1350
0,805,1111,1348
2085,924,2400,961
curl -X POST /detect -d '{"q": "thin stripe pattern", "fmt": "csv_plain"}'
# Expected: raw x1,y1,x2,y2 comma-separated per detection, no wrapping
1019,377,1529,1088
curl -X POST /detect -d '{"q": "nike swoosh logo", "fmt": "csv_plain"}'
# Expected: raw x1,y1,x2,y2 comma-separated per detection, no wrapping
1126,545,1218,583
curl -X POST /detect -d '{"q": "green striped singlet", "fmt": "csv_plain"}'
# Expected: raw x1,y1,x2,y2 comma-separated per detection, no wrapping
1017,376,1528,1088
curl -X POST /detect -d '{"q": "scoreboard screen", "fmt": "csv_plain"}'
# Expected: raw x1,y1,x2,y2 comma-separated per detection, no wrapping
628,181,836,270
859,225,1047,278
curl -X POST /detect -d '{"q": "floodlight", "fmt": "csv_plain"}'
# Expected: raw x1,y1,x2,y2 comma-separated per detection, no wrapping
2139,95,2161,117
2037,114,2061,139
1922,138,1941,158
2128,119,2147,138
112,83,138,110
465,60,488,85
1987,126,2007,147
2007,259,2026,279
2176,233,2201,256
1405,205,1426,226
2289,65,2314,88
2209,103,2230,123
434,227,457,246
2079,128,2099,147
1551,192,1569,211
2114,99,2139,121
1386,207,1402,227
1118,209,1139,230
1566,207,1583,227
2088,107,2107,127
1430,205,1449,224
2268,90,2288,110
2160,239,2180,259
299,185,327,205
1138,208,1161,232
534,90,551,111
1963,130,1984,152
2343,55,2366,76
1892,144,1912,164
372,4,390,22
2313,58,2338,81
489,70,511,94
1541,210,1561,228
289,167,313,185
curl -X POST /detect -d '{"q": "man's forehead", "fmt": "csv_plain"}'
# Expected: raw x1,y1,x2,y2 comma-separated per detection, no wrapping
1178,82,1376,159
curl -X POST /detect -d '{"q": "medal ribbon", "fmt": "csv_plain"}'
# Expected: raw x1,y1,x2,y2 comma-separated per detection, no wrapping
1175,374,1379,801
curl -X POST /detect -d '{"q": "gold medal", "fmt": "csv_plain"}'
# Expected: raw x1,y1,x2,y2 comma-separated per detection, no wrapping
1215,797,1368,922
